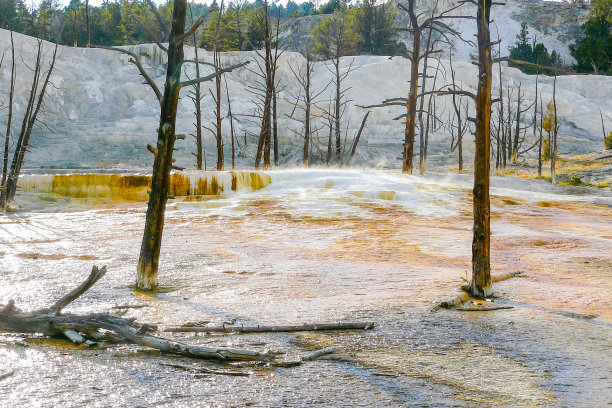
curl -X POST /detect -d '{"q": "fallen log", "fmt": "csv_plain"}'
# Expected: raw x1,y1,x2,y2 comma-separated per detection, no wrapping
456,306,514,311
160,362,250,376
492,271,524,283
0,266,274,362
165,322,375,334
277,346,340,368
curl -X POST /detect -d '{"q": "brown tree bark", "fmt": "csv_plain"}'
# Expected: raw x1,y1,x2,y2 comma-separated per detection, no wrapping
470,0,493,298
137,0,188,290
402,1,420,174
395,0,470,173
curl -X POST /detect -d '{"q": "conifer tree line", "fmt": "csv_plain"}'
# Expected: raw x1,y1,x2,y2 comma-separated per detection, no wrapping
1,0,609,74
0,0,400,55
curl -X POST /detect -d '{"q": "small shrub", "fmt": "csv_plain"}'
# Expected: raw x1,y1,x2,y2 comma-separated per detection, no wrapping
605,131,612,150
567,175,582,185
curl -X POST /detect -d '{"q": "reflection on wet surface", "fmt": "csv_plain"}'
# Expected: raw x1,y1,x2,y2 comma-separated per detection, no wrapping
1,169,611,407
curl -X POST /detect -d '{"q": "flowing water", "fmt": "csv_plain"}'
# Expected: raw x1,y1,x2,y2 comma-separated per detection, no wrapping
1,169,611,407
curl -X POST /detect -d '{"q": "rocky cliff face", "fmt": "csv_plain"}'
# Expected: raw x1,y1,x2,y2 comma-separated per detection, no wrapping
278,0,590,61
0,1,608,171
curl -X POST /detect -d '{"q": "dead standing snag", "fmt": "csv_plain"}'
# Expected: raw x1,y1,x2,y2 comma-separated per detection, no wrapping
91,1,246,290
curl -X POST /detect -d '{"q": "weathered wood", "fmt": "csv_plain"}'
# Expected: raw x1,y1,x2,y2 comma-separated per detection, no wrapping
137,0,187,291
50,265,107,314
456,306,514,311
63,330,85,344
276,346,340,367
0,371,14,381
0,266,274,362
303,346,339,361
0,31,15,211
347,111,370,165
165,322,375,333
110,304,148,310
491,270,524,283
161,362,249,376
470,0,493,298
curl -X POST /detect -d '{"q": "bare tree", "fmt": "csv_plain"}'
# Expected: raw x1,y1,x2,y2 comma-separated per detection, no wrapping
287,52,329,166
312,8,359,164
551,74,559,184
225,77,236,169
248,1,282,169
448,54,469,172
394,0,471,173
208,2,225,170
0,32,15,210
92,1,247,290
538,95,544,177
2,29,63,209
187,4,204,170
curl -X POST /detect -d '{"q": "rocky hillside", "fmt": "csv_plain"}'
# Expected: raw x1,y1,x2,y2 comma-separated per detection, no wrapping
279,0,590,62
0,1,608,172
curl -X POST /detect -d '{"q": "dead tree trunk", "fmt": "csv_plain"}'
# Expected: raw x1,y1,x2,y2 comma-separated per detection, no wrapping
189,6,204,170
403,14,420,174
255,1,274,170
0,32,15,210
137,0,188,290
334,57,342,162
303,54,312,166
273,88,279,166
5,38,59,206
72,8,77,48
533,73,540,177
394,0,470,173
225,78,236,169
85,0,90,47
538,97,543,178
288,52,324,167
551,74,558,184
511,83,522,164
418,28,433,174
213,6,224,171
93,3,245,290
470,0,493,298
347,111,370,165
